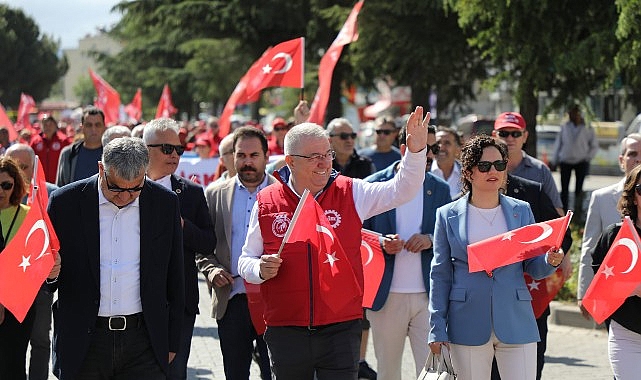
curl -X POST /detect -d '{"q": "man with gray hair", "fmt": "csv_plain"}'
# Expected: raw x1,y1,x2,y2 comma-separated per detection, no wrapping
101,125,132,147
143,118,215,380
578,132,641,318
48,137,185,379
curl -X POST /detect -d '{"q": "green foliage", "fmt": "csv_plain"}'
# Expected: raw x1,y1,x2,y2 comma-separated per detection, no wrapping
73,75,96,107
0,5,68,106
555,222,583,302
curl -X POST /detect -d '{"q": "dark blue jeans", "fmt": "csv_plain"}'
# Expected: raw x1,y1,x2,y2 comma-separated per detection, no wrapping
217,294,271,380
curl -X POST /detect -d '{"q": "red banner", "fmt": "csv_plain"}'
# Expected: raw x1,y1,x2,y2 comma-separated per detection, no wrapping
125,88,142,122
155,84,177,119
15,93,35,135
0,102,16,141
360,229,385,308
89,69,121,125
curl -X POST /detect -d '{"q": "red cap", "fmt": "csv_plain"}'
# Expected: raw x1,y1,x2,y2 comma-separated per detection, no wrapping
272,117,287,128
195,138,211,147
494,112,526,130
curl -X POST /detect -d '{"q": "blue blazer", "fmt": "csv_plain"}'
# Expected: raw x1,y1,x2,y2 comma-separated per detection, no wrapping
428,194,556,346
363,163,451,311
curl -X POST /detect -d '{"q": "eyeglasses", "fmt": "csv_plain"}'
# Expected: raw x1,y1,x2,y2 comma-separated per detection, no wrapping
375,129,395,136
635,184,641,196
290,150,336,162
497,130,524,138
104,175,145,193
147,144,185,156
0,181,13,191
476,160,508,173
426,143,440,155
330,132,357,140
273,127,288,132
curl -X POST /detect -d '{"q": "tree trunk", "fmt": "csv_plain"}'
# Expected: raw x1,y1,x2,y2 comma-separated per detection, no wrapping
518,83,539,158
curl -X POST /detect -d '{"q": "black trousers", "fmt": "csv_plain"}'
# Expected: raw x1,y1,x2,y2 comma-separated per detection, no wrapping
264,319,361,380
560,160,590,211
0,306,35,380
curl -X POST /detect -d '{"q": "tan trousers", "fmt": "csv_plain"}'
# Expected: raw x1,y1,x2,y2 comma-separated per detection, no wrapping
368,292,429,380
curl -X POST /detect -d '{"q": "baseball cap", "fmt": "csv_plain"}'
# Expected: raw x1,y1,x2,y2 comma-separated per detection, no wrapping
195,138,211,147
494,112,526,130
272,117,287,128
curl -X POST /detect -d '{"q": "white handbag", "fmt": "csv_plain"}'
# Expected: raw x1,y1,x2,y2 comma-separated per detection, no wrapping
417,345,457,380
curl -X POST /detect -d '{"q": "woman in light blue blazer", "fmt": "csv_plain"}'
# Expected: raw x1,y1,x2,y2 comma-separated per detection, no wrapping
428,135,564,380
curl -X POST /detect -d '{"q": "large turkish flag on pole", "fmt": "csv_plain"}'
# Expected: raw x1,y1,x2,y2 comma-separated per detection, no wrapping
89,69,121,125
308,1,364,124
0,197,57,322
360,229,385,308
155,84,178,119
280,189,361,313
583,216,641,324
244,37,305,101
467,211,572,274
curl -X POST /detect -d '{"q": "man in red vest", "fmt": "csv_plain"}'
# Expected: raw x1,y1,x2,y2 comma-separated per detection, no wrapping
30,115,70,183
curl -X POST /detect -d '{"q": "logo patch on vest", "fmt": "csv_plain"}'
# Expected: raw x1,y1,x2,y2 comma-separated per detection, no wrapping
324,209,342,229
272,213,291,237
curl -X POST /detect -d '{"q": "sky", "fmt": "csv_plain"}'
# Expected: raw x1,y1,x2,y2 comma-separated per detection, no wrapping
3,0,122,49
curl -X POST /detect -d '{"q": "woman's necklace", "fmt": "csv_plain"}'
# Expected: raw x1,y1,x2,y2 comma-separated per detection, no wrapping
473,206,500,226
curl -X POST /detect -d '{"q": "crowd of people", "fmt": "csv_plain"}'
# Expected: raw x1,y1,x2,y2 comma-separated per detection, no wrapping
0,101,636,380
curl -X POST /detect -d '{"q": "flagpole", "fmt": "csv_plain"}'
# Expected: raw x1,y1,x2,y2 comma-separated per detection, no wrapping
31,156,40,205
277,188,311,257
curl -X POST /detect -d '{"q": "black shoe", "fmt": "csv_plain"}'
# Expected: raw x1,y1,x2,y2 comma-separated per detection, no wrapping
358,361,377,380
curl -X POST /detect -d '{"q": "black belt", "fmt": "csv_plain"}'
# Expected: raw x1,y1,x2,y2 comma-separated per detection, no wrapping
95,313,144,331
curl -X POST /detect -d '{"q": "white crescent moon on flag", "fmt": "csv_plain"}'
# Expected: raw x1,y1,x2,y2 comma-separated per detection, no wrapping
316,224,334,243
27,219,50,260
519,223,553,244
361,241,374,266
617,237,638,274
272,53,293,74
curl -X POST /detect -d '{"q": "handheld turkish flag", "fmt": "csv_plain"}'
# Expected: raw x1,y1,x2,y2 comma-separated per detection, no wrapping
360,229,385,308
244,281,266,335
0,102,18,142
125,88,142,122
28,157,59,252
280,189,361,313
89,69,121,125
467,211,572,274
0,196,57,322
155,84,178,119
15,93,36,134
525,268,565,318
244,37,305,101
583,216,641,324
308,1,364,124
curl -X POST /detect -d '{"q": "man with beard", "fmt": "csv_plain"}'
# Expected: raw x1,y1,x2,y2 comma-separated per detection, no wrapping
196,126,273,380
431,127,463,198
363,125,451,380
143,119,216,380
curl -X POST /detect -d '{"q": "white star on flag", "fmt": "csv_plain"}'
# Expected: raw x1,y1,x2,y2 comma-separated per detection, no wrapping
324,252,339,267
19,255,31,272
501,231,516,241
601,264,615,279
262,64,272,74
528,279,540,291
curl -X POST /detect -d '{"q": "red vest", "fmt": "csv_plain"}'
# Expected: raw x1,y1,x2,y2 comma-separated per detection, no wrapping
257,175,363,326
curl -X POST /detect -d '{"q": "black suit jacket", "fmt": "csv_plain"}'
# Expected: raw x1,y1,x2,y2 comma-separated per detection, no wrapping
47,175,185,379
170,175,215,315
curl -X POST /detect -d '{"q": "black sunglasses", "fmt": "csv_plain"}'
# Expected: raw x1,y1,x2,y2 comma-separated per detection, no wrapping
375,129,395,136
330,132,357,140
497,130,524,138
273,126,288,132
0,181,13,191
426,143,440,155
147,144,185,156
477,160,508,173
635,184,641,196
104,175,145,193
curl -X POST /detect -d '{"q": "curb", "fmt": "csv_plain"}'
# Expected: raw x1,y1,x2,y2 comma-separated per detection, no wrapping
549,301,605,330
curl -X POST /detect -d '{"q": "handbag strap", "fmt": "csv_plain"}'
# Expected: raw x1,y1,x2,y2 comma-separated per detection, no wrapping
422,350,439,372
439,345,456,375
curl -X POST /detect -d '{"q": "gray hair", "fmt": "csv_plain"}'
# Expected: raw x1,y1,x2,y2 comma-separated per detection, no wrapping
102,137,149,180
218,133,234,155
142,118,180,144
101,125,132,147
284,123,328,155
326,118,353,134
131,124,145,138
5,143,35,164
620,133,641,155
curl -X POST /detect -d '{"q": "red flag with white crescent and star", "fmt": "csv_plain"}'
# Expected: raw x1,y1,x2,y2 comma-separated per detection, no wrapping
360,229,385,308
28,157,60,253
308,1,364,124
89,69,122,125
243,37,304,101
467,211,572,274
583,216,641,324
155,84,178,119
525,268,565,318
280,189,361,313
0,196,57,322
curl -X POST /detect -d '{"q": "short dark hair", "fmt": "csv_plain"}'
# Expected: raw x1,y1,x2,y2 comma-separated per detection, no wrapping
82,106,105,125
459,135,508,194
436,126,462,146
0,156,27,206
233,126,268,154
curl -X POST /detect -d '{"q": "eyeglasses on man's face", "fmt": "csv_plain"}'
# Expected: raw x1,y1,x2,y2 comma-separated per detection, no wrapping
330,132,357,140
290,150,336,162
375,129,395,136
426,143,440,155
476,160,508,173
147,143,185,156
104,174,145,193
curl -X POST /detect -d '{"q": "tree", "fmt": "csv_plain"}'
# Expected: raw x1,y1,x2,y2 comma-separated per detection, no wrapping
0,5,68,107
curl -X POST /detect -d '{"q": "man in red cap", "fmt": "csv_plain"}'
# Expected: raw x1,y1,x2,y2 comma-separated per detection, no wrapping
267,117,289,156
